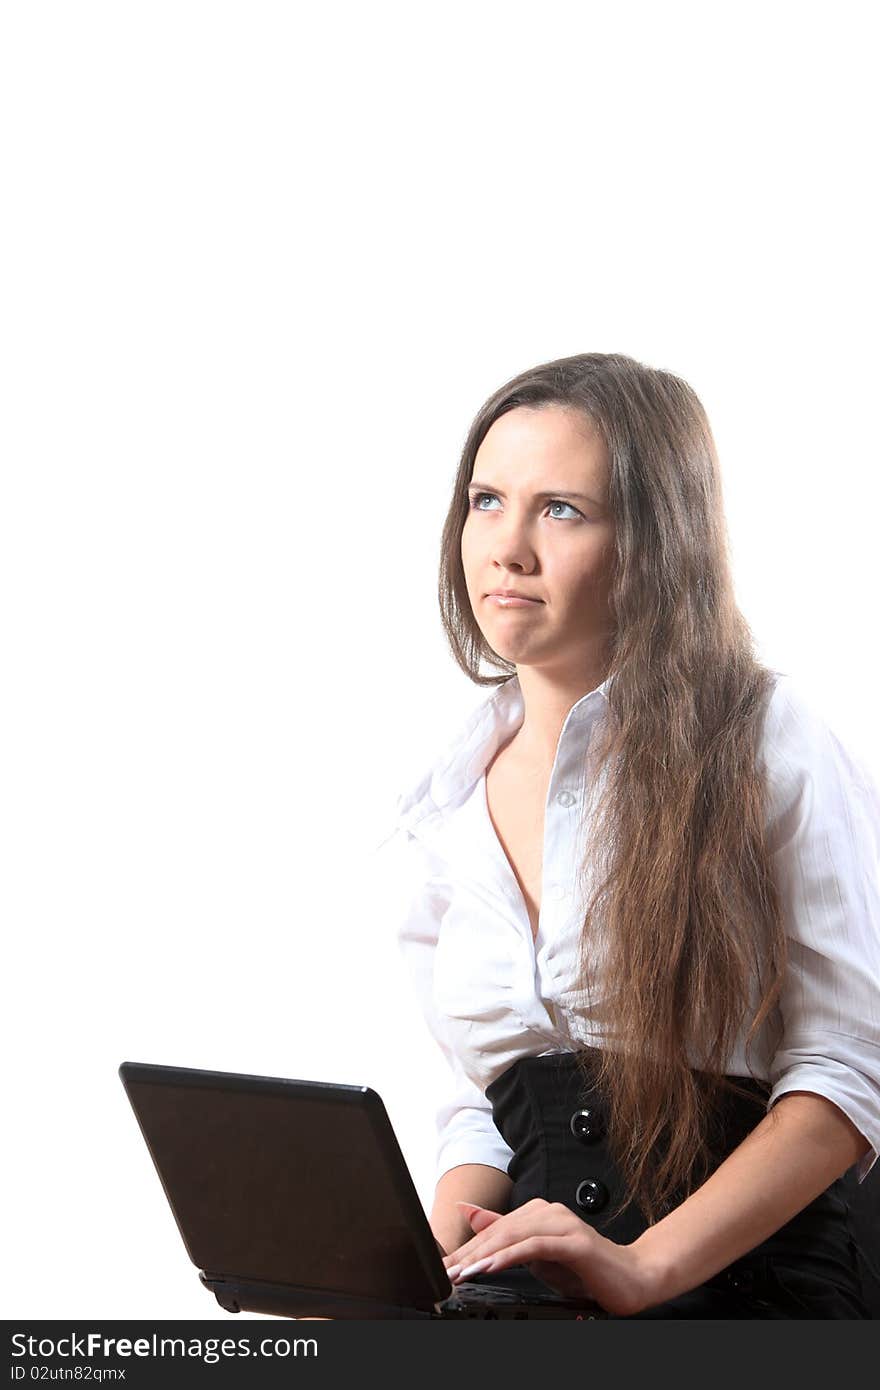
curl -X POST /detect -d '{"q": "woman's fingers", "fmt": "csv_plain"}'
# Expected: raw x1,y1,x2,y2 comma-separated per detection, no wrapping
454,1233,577,1282
456,1201,502,1231
446,1209,583,1277
441,1202,504,1270
444,1197,556,1266
444,1207,657,1317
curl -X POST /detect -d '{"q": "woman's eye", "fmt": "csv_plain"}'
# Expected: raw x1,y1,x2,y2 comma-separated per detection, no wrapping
469,491,500,511
468,492,582,520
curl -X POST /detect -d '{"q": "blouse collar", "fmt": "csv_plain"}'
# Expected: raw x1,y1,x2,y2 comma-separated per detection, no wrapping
394,670,613,833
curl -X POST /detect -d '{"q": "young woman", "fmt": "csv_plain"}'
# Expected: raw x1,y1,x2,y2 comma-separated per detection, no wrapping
382,352,880,1318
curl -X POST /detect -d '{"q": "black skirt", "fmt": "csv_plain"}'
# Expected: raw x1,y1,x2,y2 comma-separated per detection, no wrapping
476,1051,870,1319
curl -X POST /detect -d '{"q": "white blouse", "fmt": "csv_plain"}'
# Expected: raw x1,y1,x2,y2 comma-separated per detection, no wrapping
374,672,880,1189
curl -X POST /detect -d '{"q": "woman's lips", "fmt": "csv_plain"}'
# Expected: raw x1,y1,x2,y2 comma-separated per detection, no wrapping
485,594,543,607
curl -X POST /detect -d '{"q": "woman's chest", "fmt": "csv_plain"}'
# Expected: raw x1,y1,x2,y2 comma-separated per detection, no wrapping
484,751,550,942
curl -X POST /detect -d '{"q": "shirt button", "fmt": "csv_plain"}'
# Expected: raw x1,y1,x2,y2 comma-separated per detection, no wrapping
548,883,566,901
570,1108,606,1144
556,790,576,807
575,1178,609,1213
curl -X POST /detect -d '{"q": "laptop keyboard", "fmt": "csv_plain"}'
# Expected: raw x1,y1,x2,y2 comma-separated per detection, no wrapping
447,1278,603,1314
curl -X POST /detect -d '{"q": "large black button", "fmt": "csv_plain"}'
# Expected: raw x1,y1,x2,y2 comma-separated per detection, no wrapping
570,1108,606,1144
575,1178,609,1213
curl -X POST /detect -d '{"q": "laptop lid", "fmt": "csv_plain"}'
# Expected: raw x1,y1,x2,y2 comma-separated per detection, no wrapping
119,1060,452,1315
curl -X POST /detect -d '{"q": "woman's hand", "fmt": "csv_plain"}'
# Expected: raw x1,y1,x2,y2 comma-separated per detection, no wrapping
441,1198,662,1318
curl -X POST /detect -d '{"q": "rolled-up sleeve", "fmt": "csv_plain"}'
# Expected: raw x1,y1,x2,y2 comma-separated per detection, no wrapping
761,678,880,1183
374,824,515,1185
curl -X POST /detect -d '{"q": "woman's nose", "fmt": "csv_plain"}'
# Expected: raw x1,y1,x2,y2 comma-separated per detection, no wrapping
492,545,535,574
490,515,536,569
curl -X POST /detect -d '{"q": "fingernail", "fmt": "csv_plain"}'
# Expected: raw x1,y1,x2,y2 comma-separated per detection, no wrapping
445,1263,461,1280
454,1256,494,1282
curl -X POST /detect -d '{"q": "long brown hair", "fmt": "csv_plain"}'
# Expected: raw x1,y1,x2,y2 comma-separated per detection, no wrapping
438,352,787,1225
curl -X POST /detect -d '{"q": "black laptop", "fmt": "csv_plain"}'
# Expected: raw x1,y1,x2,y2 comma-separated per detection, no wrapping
119,1061,605,1319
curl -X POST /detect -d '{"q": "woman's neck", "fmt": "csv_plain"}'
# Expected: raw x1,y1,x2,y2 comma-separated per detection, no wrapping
511,663,609,766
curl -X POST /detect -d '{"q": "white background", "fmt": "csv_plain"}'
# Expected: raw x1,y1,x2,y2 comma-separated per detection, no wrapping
2,1,877,1319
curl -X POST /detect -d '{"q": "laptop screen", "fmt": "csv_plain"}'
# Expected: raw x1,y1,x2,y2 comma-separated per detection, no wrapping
120,1063,444,1305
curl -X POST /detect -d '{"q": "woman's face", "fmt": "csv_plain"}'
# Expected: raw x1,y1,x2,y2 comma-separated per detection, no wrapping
461,405,616,673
